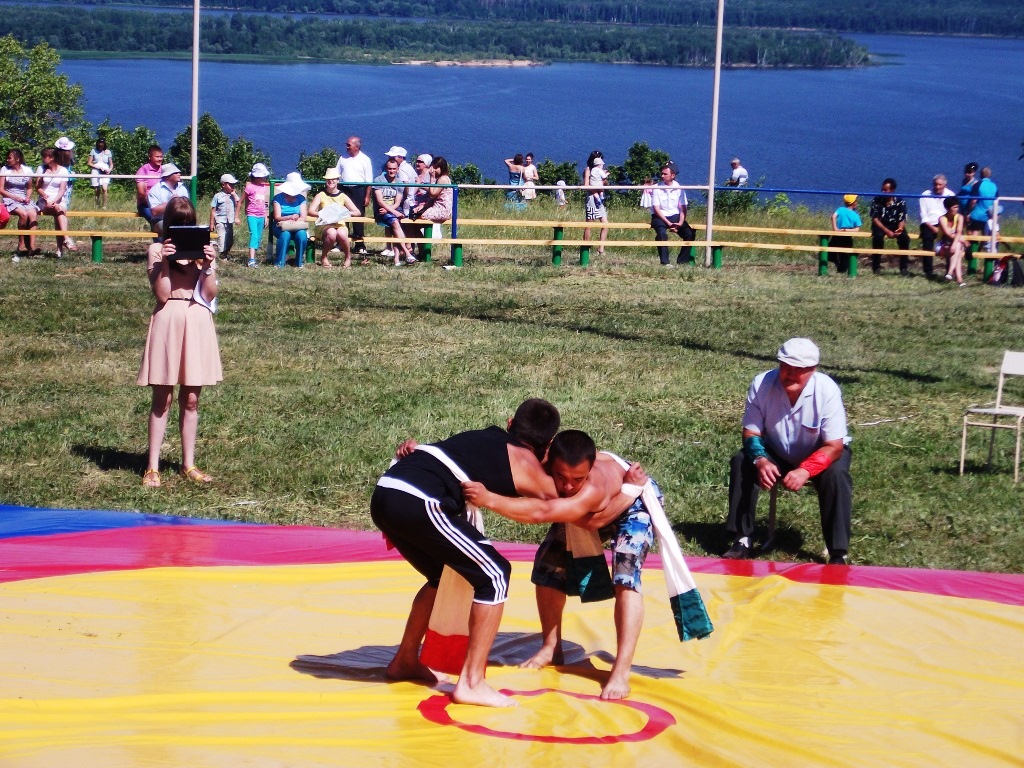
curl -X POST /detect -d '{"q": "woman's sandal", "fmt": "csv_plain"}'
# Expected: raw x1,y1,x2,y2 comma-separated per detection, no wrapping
181,465,213,483
141,468,161,488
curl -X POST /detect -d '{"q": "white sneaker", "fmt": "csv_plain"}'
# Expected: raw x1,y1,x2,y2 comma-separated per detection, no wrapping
11,254,20,263
381,248,394,258
56,247,63,259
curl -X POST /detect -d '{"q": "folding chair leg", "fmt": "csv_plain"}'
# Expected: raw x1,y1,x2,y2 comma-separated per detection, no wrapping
987,414,998,470
960,417,969,476
1015,419,1022,483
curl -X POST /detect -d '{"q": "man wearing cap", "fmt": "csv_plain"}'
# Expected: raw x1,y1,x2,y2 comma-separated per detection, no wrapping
918,174,955,277
724,338,853,565
726,157,748,187
967,167,998,239
334,136,374,255
649,161,695,266
210,174,241,256
147,162,189,236
135,145,164,226
958,162,980,219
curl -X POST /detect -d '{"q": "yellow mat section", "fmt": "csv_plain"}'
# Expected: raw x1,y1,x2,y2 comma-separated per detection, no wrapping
0,561,1021,767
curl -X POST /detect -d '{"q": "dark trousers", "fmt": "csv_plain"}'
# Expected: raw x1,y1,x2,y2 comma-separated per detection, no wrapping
918,223,937,275
341,184,368,247
651,214,695,264
726,446,853,556
828,235,853,273
870,227,911,272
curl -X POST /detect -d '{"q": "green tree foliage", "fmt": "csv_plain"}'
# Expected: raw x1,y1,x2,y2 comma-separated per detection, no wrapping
169,113,270,196
0,36,84,150
2,8,871,68
297,147,341,183
49,0,1024,37
93,119,159,193
535,158,580,187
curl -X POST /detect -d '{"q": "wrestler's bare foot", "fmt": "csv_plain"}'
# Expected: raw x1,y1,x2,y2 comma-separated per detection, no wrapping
452,679,518,708
519,646,563,669
386,657,443,684
600,674,632,700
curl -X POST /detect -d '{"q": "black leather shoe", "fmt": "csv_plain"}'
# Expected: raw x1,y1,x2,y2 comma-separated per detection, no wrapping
827,554,849,565
723,541,752,560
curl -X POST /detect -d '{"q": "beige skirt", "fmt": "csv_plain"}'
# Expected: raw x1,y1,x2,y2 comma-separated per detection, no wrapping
137,299,223,387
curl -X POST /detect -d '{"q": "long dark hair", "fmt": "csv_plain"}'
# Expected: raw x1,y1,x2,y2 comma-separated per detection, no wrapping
431,156,450,176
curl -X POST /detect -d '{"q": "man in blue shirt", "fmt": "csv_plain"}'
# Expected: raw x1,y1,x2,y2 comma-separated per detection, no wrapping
724,338,853,564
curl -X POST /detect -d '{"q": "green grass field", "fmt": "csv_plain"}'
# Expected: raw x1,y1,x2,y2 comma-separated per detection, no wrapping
2,192,1022,573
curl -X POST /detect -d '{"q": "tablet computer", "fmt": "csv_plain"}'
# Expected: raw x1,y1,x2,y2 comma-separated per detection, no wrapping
166,225,210,256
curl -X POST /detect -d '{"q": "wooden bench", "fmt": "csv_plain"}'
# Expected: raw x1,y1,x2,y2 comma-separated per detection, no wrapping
1,225,157,262
67,210,155,262
267,215,443,265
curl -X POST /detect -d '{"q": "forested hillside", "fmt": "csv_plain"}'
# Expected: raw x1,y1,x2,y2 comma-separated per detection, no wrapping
5,6,869,67
66,0,1024,37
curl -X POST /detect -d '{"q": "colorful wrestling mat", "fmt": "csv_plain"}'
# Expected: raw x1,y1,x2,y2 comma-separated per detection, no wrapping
1,503,1022,767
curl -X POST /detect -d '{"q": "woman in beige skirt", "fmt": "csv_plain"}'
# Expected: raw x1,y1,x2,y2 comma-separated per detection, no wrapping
137,197,222,487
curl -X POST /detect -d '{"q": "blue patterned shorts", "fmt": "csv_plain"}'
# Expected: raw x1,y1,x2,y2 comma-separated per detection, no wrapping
532,479,659,594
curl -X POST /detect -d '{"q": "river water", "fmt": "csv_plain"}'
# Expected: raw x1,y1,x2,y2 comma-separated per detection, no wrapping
55,33,1024,206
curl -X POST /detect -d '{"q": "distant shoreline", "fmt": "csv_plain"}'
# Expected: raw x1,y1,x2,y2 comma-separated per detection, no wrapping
401,59,541,68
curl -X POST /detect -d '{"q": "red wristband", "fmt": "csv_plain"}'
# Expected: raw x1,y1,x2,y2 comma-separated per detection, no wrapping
799,449,834,477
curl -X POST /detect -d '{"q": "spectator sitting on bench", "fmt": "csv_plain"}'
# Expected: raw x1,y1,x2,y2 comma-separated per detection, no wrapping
35,147,76,258
408,156,453,260
373,158,416,266
135,145,164,227
308,167,360,269
869,178,911,276
271,172,310,269
147,163,189,238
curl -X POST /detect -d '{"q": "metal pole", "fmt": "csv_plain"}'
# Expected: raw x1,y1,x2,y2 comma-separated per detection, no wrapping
704,0,725,267
190,0,200,179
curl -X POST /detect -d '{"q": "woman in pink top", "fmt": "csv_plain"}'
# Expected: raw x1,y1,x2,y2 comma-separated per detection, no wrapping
409,156,453,259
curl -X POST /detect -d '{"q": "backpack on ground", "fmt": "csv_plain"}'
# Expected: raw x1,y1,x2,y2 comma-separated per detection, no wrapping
991,256,1024,287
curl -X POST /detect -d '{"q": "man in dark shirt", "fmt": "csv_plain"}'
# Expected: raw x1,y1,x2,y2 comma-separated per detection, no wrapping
370,398,561,707
869,178,911,276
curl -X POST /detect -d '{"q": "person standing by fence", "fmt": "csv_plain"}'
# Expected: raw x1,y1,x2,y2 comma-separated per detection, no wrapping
869,178,910,276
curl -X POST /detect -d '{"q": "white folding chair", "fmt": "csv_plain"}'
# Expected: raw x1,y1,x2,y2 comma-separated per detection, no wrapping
959,350,1024,482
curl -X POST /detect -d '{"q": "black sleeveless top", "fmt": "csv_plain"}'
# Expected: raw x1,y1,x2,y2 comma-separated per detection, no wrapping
385,426,520,506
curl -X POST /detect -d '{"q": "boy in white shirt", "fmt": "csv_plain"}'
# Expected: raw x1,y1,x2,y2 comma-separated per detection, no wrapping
209,174,241,256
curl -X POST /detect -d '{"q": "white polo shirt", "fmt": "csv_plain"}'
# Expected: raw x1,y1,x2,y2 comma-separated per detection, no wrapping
651,181,687,217
335,151,374,185
918,187,955,226
742,369,850,465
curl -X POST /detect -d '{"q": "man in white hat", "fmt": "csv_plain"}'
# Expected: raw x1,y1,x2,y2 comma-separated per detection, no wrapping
209,173,240,256
724,337,853,564
147,162,190,236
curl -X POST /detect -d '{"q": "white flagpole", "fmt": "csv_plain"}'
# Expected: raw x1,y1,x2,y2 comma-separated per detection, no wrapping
704,0,725,267
190,0,200,179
